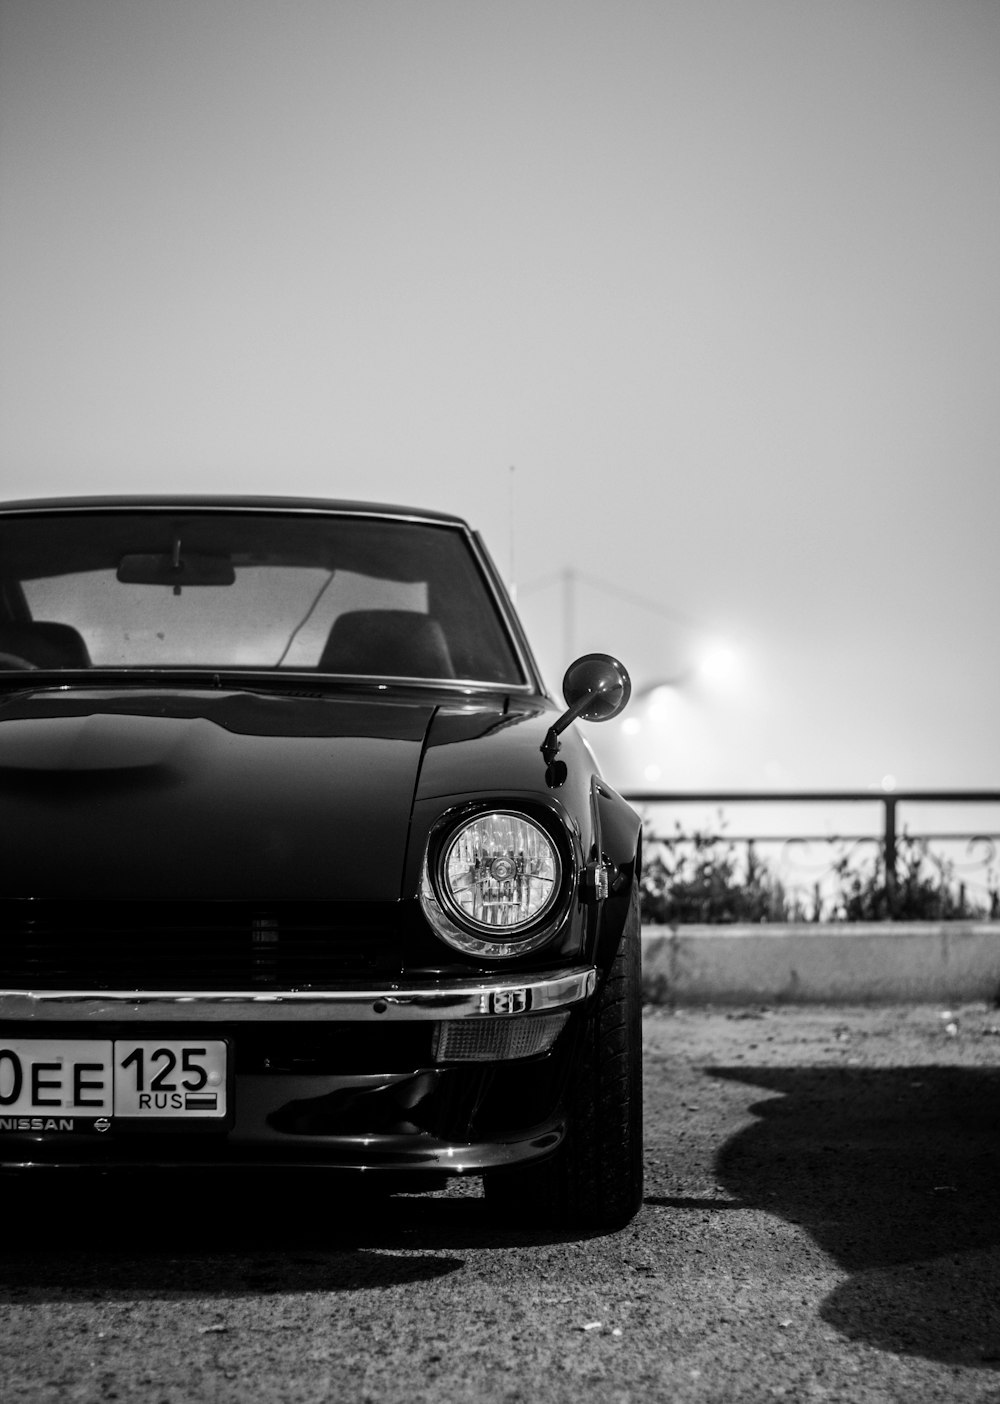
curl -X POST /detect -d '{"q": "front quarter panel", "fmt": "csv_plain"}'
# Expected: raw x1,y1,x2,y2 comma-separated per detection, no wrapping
406,702,639,971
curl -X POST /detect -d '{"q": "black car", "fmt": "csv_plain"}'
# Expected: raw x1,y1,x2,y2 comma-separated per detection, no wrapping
0,497,643,1228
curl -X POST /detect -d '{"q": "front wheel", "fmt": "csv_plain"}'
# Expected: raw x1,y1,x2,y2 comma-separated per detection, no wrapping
483,882,644,1230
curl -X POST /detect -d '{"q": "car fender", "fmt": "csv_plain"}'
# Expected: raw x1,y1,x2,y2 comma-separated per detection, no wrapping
589,776,643,970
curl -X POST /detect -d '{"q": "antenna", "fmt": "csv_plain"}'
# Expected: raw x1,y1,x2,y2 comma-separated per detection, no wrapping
508,464,517,602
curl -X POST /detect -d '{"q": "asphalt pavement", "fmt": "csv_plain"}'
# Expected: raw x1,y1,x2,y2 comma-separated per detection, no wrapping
2,1003,1000,1403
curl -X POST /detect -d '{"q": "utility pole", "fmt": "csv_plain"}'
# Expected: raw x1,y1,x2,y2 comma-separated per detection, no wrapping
562,567,575,662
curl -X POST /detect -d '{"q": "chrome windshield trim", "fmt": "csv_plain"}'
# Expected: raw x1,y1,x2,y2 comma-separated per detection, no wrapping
0,967,597,1023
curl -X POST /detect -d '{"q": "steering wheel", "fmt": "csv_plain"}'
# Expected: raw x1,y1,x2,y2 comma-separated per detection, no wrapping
0,652,38,670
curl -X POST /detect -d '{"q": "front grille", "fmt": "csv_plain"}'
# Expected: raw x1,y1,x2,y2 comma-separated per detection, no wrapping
0,901,403,990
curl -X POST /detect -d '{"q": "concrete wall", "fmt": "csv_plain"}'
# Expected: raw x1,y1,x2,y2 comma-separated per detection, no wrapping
640,922,1000,1004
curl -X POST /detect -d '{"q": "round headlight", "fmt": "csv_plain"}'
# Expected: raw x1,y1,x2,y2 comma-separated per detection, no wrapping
436,810,563,936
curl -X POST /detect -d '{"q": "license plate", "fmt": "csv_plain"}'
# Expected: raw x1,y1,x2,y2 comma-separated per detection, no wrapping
0,1039,228,1121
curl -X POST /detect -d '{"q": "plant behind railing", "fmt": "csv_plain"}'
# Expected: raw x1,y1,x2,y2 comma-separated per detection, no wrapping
640,825,812,925
831,836,995,922
636,807,1000,924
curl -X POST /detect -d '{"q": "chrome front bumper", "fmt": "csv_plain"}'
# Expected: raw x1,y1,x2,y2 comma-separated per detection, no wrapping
0,966,597,1023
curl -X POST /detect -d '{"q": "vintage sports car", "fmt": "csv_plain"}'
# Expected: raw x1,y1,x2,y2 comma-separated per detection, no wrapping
0,497,643,1228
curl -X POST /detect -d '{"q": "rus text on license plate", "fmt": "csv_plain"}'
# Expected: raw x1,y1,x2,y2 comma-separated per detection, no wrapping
0,1040,227,1120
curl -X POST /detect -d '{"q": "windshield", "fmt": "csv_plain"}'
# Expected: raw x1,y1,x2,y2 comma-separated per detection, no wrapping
0,510,526,685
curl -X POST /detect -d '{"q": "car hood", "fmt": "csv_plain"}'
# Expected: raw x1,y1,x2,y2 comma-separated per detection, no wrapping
0,687,441,902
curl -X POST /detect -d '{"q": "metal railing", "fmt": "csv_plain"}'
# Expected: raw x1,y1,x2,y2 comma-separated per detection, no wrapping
624,789,1000,922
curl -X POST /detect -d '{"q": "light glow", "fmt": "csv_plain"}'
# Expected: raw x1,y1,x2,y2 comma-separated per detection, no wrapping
697,642,741,687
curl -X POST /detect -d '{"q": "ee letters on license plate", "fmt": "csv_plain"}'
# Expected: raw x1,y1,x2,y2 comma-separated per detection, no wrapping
0,1039,228,1127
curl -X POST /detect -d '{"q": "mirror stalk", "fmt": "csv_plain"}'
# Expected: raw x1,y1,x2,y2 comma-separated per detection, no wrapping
541,684,612,766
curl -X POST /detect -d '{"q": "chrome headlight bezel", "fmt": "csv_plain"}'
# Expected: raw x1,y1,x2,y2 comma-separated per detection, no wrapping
420,806,573,959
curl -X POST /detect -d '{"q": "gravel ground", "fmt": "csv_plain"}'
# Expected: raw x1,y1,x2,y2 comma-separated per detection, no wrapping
2,1003,1000,1403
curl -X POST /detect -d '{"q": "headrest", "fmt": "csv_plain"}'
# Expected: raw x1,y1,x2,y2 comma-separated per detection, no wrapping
0,621,91,668
318,610,455,678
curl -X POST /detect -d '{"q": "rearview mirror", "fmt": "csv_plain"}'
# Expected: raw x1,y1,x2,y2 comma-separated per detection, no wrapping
117,552,236,587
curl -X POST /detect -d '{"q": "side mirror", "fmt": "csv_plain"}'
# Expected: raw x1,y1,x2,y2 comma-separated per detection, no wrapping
541,653,631,780
561,652,631,723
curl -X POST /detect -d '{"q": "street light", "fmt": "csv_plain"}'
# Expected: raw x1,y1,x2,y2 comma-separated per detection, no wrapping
600,641,746,790
631,641,743,703
517,567,708,671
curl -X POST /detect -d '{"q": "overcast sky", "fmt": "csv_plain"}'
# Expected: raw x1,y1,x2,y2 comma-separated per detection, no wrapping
1,0,997,793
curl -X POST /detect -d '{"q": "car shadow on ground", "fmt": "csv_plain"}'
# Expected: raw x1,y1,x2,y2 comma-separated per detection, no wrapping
0,1173,594,1302
706,1064,1000,1368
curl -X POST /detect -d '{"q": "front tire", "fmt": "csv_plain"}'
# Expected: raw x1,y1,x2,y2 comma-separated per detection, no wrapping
483,882,644,1230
